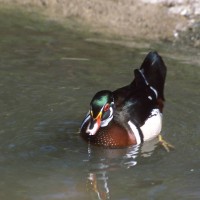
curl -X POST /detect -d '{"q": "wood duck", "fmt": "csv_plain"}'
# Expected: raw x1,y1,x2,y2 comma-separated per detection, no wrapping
80,51,173,149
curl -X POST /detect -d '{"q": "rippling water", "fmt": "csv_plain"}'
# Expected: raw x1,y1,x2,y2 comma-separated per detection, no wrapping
0,7,200,200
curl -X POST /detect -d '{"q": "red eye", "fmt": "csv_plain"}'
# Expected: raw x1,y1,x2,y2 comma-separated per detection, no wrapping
104,104,110,112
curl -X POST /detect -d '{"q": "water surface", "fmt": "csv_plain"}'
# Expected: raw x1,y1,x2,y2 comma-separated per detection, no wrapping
0,8,200,200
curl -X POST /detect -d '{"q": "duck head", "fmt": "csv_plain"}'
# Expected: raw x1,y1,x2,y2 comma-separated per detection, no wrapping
86,90,115,135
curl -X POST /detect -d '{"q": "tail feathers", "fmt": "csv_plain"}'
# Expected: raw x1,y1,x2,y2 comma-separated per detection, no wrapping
113,51,167,108
133,69,147,88
140,51,167,100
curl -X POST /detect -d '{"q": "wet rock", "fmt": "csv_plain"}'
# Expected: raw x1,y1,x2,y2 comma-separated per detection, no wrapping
176,21,200,48
143,0,200,19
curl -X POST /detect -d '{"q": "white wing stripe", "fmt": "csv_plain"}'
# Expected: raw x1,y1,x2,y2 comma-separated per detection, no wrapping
128,121,141,145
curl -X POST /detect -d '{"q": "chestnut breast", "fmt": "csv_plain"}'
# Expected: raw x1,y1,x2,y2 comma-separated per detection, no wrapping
81,121,137,148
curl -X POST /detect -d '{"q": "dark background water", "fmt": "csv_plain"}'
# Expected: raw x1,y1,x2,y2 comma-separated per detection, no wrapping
0,8,200,200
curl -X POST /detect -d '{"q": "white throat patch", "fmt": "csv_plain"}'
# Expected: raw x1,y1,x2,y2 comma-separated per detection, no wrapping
86,122,99,136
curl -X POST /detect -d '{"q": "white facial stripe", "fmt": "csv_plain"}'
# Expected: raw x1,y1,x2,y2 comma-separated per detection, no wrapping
100,106,104,113
101,107,113,127
128,121,141,144
80,111,90,129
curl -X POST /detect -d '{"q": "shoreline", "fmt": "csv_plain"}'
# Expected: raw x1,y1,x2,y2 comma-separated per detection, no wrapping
0,0,199,47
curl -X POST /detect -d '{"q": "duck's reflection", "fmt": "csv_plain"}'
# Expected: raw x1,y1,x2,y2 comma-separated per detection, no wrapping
85,138,159,200
87,171,110,200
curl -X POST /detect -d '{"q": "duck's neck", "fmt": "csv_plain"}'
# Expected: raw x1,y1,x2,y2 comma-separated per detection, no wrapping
101,115,113,127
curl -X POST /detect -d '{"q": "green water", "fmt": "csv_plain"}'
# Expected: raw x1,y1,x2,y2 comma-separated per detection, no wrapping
0,7,200,200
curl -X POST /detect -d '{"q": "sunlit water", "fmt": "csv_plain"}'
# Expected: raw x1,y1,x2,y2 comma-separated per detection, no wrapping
0,8,200,200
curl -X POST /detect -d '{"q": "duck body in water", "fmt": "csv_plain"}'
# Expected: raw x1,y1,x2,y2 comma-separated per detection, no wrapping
80,51,167,148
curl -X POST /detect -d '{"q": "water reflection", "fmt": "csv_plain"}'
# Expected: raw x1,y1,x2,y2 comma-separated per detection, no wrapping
85,138,159,199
